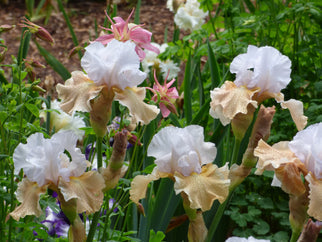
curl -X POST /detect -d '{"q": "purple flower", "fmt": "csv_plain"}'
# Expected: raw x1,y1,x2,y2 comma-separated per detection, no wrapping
109,198,119,213
41,207,69,238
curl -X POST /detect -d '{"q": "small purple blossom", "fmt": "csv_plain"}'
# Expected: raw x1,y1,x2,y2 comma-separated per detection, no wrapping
109,198,119,213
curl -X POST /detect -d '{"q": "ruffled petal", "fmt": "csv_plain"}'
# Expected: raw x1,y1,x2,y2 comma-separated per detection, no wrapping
9,178,47,220
114,87,160,124
254,139,297,174
129,167,161,205
58,171,105,214
288,123,322,179
306,174,322,221
56,71,103,114
275,162,307,196
147,125,217,176
280,99,307,131
174,163,230,211
81,40,147,89
209,81,258,126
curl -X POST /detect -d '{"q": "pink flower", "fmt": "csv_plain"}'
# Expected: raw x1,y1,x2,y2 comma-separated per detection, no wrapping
95,9,159,60
147,71,179,118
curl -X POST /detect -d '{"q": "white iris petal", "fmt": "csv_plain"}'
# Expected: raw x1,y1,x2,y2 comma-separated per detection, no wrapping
231,45,291,94
148,125,217,176
289,122,322,179
13,131,88,187
81,40,147,89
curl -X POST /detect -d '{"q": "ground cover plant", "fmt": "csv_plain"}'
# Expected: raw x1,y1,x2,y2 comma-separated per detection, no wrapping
0,0,321,241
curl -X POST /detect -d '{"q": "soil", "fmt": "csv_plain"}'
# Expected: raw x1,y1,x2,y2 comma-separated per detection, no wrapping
0,0,176,93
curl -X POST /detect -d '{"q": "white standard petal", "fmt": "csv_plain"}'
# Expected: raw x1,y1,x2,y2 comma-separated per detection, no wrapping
288,122,322,179
231,45,291,94
148,125,217,176
13,131,88,187
81,40,147,89
225,236,270,242
253,46,291,94
230,45,258,87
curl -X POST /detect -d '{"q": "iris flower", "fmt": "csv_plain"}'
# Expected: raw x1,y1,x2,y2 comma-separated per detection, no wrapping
40,99,86,140
95,9,160,61
142,42,180,81
210,45,307,131
254,122,322,221
9,131,105,221
174,0,208,32
225,236,270,242
130,125,230,212
56,40,159,136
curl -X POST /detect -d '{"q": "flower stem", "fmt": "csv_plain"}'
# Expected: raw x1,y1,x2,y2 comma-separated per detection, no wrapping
96,136,103,169
86,136,103,241
231,138,241,165
46,95,51,135
290,229,301,242
206,192,233,242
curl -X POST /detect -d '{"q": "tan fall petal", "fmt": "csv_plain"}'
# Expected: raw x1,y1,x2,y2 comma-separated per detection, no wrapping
9,178,47,221
100,164,128,192
209,81,258,126
58,171,105,214
275,163,307,196
306,174,322,221
280,99,308,131
174,163,230,211
56,71,103,114
114,87,160,124
129,167,161,205
254,139,297,175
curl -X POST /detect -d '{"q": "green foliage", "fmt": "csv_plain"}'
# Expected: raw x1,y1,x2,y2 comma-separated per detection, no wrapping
225,172,291,241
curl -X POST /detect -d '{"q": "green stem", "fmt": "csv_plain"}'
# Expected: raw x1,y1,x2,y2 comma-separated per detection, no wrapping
96,136,103,169
86,136,103,241
46,95,51,135
206,192,233,242
8,160,14,242
231,138,241,165
290,229,301,242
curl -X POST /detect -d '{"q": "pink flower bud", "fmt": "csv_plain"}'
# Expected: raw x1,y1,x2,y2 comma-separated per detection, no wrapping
19,17,54,44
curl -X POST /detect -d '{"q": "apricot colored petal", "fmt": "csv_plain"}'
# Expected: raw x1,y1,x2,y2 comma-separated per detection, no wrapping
58,171,105,214
114,87,160,124
174,163,230,211
254,139,296,175
100,164,128,192
306,174,322,221
56,71,103,114
130,167,161,205
9,178,47,220
210,81,258,126
280,99,307,131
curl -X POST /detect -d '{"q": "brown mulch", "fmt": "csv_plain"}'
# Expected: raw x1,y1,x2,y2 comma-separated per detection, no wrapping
0,0,175,92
